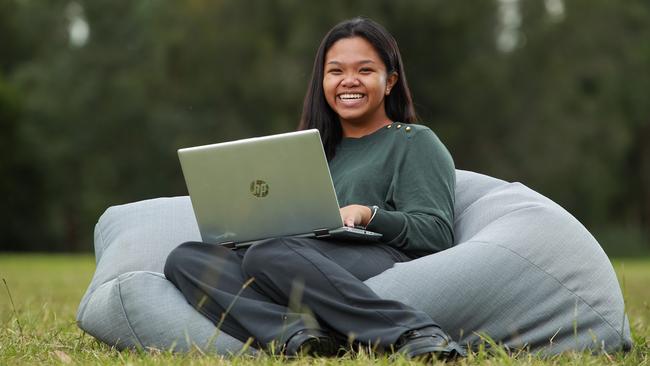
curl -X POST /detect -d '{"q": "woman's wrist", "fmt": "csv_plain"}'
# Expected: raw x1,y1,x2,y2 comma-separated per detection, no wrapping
364,205,379,228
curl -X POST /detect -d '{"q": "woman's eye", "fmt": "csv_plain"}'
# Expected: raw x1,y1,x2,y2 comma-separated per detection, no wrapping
359,68,373,74
327,69,342,74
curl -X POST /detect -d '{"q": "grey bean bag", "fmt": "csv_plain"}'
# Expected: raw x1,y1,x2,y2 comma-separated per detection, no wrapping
76,170,632,355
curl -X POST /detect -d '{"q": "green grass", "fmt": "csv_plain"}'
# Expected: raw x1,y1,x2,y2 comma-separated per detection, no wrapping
1,254,648,365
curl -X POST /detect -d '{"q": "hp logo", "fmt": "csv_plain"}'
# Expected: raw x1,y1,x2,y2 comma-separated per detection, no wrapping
250,180,269,198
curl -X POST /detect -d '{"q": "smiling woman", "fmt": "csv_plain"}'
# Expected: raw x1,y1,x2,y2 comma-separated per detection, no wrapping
162,17,463,360
299,17,418,160
322,37,398,137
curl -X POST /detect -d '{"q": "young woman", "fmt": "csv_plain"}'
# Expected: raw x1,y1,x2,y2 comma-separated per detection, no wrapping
164,17,465,359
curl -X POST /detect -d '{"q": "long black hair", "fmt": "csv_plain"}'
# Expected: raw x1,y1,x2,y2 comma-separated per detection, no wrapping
298,17,418,160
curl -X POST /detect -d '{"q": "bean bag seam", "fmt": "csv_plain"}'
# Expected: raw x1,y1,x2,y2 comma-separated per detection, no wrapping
456,203,550,243
86,269,168,298
455,186,506,223
78,277,118,321
117,276,145,349
96,220,107,262
455,182,532,223
471,239,625,339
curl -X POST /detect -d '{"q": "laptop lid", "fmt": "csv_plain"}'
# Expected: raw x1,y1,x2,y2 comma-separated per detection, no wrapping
178,129,345,244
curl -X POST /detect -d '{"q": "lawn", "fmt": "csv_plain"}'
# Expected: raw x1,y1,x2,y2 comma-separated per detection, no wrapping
1,254,648,365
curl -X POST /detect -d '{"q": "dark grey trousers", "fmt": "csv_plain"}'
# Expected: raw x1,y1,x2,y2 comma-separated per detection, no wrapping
163,237,437,349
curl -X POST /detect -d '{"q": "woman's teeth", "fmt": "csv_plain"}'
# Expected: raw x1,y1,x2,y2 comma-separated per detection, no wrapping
339,93,364,100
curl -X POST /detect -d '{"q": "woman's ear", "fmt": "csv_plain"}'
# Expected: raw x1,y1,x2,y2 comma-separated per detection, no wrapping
385,72,399,95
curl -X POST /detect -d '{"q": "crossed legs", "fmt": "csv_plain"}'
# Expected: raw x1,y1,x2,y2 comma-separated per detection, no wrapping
164,237,437,351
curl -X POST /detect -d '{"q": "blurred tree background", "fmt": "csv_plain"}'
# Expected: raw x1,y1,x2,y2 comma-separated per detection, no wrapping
1,0,649,255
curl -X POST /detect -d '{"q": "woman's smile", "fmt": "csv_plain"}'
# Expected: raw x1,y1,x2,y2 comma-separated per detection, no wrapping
337,92,366,106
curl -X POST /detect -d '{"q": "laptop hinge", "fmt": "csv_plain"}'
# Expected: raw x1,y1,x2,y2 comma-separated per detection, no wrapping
314,229,330,238
219,241,236,249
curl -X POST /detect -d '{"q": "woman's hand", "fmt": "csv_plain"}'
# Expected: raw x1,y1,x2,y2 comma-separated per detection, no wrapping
339,205,372,228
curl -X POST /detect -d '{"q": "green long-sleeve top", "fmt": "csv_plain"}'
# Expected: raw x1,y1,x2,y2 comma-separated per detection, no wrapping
328,122,455,258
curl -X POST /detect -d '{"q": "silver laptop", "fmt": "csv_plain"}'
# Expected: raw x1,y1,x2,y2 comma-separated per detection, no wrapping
178,129,382,248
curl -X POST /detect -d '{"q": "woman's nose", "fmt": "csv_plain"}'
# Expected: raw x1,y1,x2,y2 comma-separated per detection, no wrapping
341,74,360,87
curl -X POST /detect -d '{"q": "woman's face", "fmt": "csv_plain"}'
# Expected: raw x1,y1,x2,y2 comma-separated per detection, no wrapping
323,36,397,128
